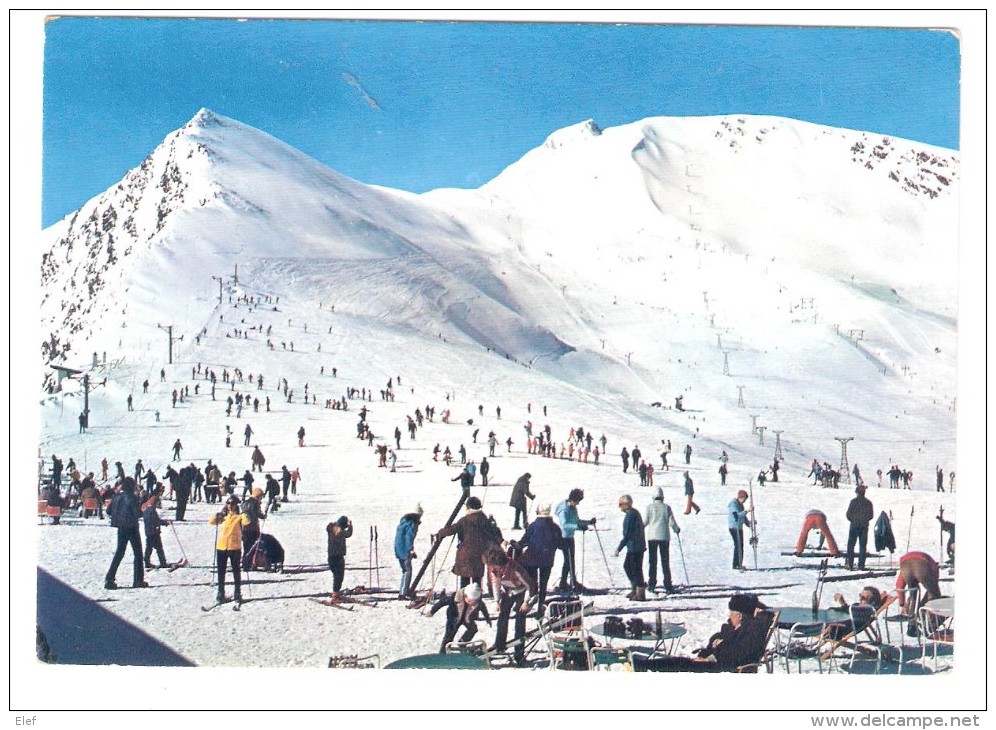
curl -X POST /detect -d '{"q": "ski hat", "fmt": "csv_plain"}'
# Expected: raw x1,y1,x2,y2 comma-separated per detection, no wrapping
536,503,551,516
466,496,483,510
729,593,765,614
463,583,482,602
653,487,664,500
737,489,749,499
336,515,349,528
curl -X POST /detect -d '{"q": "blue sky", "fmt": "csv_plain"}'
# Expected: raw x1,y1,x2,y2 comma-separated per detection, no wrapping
41,15,961,227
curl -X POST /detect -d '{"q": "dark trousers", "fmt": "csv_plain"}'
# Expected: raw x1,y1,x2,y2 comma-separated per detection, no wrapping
175,492,188,520
440,617,478,653
634,655,722,673
647,540,673,591
559,537,578,587
623,550,646,588
528,565,552,616
493,591,528,663
106,525,144,586
144,532,167,567
512,507,528,529
216,549,242,599
846,524,869,569
328,555,345,592
730,527,745,569
241,525,261,569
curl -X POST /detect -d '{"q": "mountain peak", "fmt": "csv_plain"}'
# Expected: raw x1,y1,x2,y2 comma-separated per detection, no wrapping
187,107,225,130
543,118,602,150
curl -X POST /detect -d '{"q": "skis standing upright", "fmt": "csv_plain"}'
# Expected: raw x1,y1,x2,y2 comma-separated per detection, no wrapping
748,479,759,570
407,491,468,601
812,558,829,613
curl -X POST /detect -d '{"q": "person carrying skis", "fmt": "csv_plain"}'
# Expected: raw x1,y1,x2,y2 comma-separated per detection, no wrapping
326,515,353,598
615,494,647,600
429,583,492,653
728,490,752,571
394,503,423,600
433,496,496,588
209,495,250,604
644,487,681,593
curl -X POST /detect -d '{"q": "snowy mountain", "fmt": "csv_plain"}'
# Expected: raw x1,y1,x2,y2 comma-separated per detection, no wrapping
29,110,964,691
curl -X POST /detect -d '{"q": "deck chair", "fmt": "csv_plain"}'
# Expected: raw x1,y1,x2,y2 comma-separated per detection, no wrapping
38,500,49,525
779,620,827,674
735,610,779,673
820,596,893,673
589,647,631,672
46,505,62,524
918,605,954,671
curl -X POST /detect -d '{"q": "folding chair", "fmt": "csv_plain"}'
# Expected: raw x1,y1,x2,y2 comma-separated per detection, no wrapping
735,610,779,674
589,647,631,672
38,500,49,525
779,621,827,674
46,506,62,524
820,600,890,673
918,604,954,671
544,598,591,670
445,639,488,657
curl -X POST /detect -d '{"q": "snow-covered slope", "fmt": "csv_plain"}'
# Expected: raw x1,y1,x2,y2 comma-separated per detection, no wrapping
28,110,965,695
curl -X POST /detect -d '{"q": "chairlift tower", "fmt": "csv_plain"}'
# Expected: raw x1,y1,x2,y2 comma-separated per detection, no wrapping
756,426,767,446
157,324,184,365
773,430,784,461
723,351,730,376
737,385,745,408
835,437,854,484
750,414,759,433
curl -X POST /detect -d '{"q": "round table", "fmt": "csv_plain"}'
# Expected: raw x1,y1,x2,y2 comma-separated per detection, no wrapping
771,607,841,630
923,596,954,618
384,653,489,669
588,619,687,657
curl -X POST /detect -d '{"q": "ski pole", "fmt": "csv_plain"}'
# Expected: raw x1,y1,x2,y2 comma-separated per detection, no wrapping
905,505,915,553
676,530,690,586
375,525,380,588
368,526,373,587
592,526,616,591
938,505,944,567
170,522,188,565
581,529,586,586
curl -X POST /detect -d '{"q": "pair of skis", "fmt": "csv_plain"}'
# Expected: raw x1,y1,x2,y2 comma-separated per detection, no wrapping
369,526,380,587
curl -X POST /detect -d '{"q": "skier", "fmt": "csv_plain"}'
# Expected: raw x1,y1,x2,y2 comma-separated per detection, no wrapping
644,487,681,593
326,515,353,598
615,494,647,600
127,394,134,412
388,449,397,472
104,478,146,590
172,439,183,461
683,471,700,515
297,426,305,447
518,503,562,616
479,457,490,486
554,489,594,592
280,466,292,502
727,490,752,571
243,424,253,447
509,473,535,530
621,447,630,473
452,465,474,495
142,495,171,570
251,445,266,473
793,509,840,557
684,444,693,465
394,504,423,600
209,495,250,604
